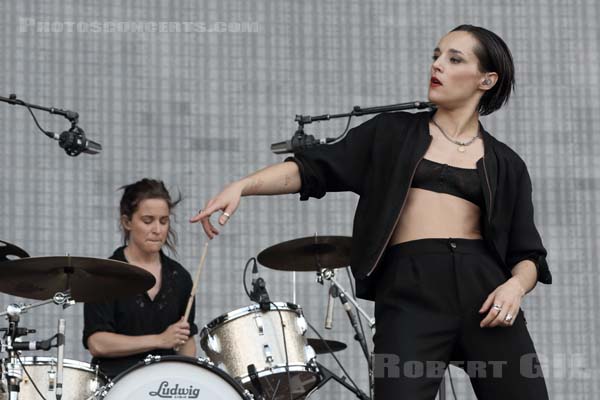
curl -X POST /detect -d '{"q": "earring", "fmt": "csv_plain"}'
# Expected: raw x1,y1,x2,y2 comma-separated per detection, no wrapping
483,79,491,85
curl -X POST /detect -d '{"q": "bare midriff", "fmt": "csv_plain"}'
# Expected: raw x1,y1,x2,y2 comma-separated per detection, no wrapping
390,188,483,245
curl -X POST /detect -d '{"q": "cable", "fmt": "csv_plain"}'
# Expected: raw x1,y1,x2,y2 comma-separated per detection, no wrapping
11,97,56,139
242,257,255,299
328,113,355,144
16,353,48,400
304,317,365,397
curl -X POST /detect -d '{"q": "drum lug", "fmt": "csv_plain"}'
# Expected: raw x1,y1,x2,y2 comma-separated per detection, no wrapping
308,358,319,372
304,344,316,363
206,334,221,353
47,368,56,391
263,344,273,364
253,313,264,336
98,381,114,398
143,354,161,365
296,315,308,335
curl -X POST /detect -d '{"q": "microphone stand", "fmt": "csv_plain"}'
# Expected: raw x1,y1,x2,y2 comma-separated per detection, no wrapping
0,292,74,400
317,268,376,399
271,100,434,154
0,94,101,156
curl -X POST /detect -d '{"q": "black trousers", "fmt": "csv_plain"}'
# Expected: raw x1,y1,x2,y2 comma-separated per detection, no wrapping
373,238,549,400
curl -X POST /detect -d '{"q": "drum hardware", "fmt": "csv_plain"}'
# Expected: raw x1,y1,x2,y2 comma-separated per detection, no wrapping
306,362,370,400
0,292,79,400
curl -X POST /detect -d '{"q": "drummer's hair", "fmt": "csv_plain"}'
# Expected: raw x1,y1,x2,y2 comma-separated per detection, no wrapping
118,178,182,254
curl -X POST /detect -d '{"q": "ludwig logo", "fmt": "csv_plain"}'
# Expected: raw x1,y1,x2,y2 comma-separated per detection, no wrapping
148,381,201,398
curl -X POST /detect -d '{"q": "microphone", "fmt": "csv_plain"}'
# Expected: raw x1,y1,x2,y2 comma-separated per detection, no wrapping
325,285,338,330
11,339,53,351
271,134,334,154
339,292,369,360
58,125,102,156
56,318,65,400
250,262,271,312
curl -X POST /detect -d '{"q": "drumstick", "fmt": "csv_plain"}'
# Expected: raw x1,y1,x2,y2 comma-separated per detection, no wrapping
183,241,209,321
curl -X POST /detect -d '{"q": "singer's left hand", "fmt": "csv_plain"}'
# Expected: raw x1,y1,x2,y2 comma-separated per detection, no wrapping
479,277,525,328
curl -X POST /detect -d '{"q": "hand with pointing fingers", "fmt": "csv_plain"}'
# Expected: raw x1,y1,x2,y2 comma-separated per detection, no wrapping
190,181,244,239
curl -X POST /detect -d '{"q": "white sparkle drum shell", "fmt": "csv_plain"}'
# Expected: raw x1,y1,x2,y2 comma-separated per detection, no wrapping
98,356,251,399
0,356,105,400
200,302,319,400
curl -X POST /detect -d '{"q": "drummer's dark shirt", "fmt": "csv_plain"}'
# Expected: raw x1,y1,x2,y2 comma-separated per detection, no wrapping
82,246,198,379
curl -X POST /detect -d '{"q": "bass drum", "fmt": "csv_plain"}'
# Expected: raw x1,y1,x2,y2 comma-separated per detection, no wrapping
98,355,253,400
0,356,105,400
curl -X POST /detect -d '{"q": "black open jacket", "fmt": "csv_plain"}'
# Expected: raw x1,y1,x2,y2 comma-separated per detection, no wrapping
287,110,552,300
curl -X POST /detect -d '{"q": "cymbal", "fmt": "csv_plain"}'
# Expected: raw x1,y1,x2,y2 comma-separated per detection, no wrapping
0,240,30,263
257,236,352,271
306,338,347,354
0,256,155,302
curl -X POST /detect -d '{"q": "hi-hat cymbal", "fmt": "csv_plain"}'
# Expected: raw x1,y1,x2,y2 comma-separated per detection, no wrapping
306,338,347,354
0,240,30,262
257,236,352,271
0,256,155,302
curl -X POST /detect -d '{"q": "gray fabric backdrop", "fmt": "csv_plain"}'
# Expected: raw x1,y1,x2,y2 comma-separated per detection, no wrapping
0,1,597,398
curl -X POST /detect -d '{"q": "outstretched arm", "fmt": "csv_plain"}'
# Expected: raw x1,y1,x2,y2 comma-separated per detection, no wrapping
190,161,301,239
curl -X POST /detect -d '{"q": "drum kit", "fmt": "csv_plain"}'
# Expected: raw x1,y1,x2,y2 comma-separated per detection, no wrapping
0,236,374,400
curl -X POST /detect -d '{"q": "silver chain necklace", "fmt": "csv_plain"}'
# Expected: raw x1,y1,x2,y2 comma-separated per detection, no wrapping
431,118,480,153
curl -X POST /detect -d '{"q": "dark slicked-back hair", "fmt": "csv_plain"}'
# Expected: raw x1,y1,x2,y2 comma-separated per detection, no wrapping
119,178,182,253
451,24,515,115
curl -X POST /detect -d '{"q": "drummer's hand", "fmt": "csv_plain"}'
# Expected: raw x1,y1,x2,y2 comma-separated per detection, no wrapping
190,181,244,239
479,277,526,328
159,318,191,349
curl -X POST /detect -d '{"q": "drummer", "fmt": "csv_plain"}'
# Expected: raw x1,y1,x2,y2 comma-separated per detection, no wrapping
82,178,198,379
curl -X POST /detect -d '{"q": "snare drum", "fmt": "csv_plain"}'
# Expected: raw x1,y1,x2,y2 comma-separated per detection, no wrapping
97,355,252,399
0,356,105,400
200,302,319,399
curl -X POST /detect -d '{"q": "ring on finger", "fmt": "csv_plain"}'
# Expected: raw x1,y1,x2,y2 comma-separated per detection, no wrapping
504,313,513,322
492,304,502,312
222,212,231,219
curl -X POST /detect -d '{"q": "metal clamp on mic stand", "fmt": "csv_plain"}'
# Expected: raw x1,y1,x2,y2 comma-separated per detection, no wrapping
0,93,102,156
249,262,271,312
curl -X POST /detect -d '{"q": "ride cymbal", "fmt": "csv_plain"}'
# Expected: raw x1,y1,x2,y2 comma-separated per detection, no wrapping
0,256,155,302
257,236,352,271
